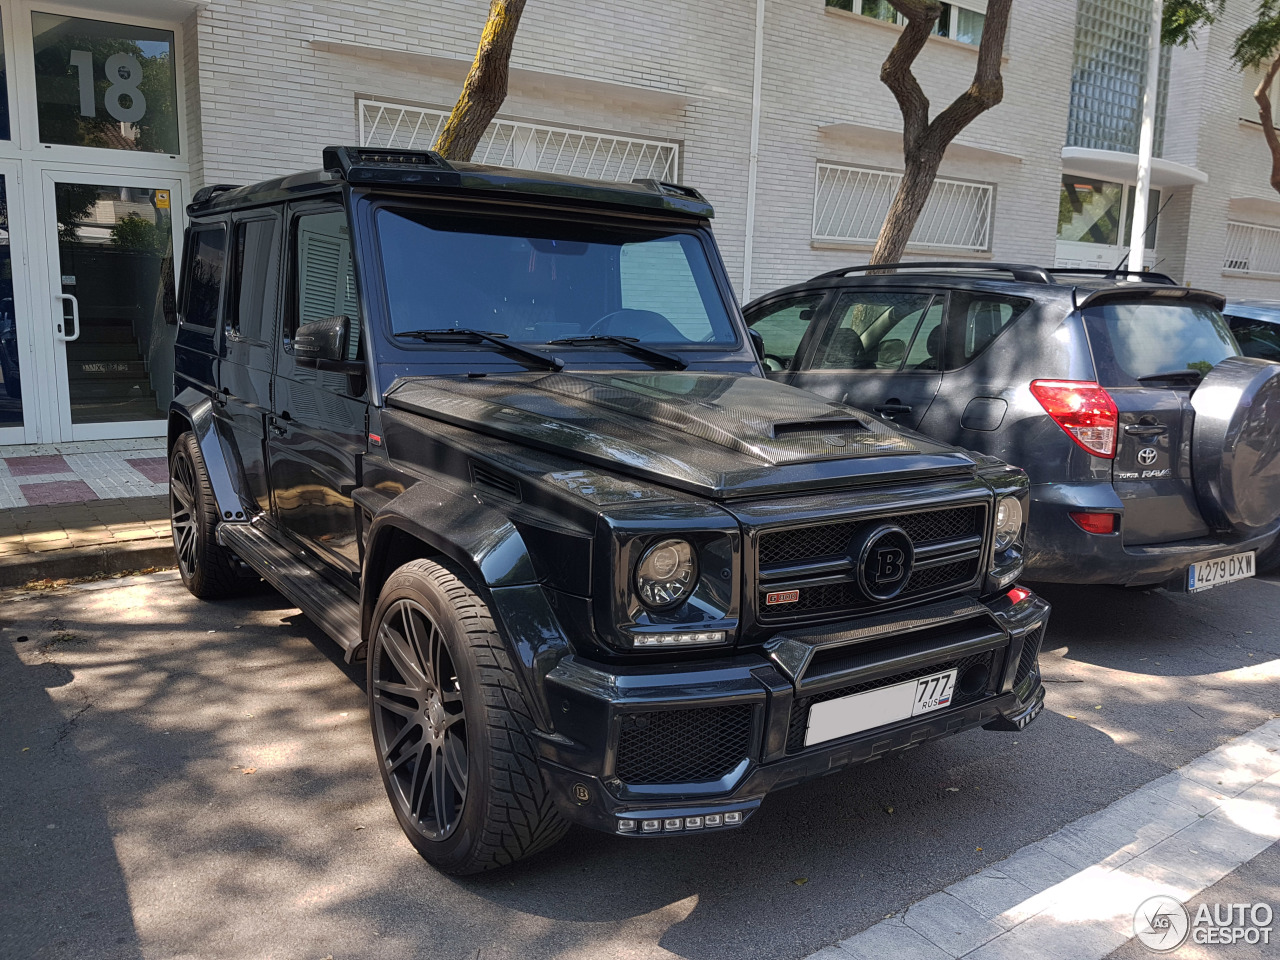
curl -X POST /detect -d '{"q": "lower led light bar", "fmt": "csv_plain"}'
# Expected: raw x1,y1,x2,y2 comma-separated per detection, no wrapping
631,631,726,648
619,811,743,834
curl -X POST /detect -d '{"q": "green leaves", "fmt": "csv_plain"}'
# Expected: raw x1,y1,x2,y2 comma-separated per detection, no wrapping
1161,0,1280,70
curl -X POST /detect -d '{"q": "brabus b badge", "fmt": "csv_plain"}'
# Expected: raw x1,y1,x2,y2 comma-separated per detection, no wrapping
766,589,800,605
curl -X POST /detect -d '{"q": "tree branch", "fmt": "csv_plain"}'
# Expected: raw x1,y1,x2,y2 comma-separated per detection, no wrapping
926,0,1012,151
1257,56,1280,193
882,1,942,154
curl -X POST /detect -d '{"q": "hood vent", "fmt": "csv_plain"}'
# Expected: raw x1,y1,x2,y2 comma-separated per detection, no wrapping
771,417,867,440
470,463,522,502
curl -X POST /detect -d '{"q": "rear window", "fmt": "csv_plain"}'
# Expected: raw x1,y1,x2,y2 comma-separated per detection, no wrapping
1083,301,1239,385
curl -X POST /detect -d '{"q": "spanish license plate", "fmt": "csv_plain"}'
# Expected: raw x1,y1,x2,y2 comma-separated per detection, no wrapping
1187,551,1255,593
804,668,958,747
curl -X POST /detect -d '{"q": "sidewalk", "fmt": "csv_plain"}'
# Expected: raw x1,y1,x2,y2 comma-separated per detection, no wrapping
0,440,174,586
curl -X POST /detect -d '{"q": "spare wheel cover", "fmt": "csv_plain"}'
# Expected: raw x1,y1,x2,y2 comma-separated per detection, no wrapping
1191,356,1280,531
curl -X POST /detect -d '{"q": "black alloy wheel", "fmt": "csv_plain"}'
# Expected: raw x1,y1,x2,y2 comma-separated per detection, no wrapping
170,446,199,579
371,597,469,841
168,431,242,599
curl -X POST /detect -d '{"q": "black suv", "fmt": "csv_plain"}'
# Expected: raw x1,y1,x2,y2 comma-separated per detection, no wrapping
169,149,1048,874
745,264,1280,589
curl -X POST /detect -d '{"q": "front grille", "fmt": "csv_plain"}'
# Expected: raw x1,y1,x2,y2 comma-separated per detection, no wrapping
614,705,753,785
1014,626,1045,690
786,651,995,753
757,505,987,622
759,506,982,567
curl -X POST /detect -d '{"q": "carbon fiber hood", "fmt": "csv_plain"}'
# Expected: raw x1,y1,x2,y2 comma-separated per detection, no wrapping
385,371,978,499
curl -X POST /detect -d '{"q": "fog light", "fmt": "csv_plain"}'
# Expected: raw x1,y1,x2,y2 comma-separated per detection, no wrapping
685,816,703,830
617,819,637,834
705,814,723,827
641,819,661,833
723,811,743,825
632,631,726,647
663,818,682,831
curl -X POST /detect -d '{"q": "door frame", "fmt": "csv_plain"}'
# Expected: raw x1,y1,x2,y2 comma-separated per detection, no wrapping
34,163,187,441
0,158,35,444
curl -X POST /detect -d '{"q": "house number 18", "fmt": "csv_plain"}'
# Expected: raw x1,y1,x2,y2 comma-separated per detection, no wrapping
68,49,147,124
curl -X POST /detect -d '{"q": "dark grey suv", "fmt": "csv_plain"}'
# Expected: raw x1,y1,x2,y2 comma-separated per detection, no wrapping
745,263,1280,589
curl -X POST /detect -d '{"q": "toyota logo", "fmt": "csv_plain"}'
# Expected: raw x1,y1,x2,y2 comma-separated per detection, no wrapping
1137,447,1158,466
852,524,915,601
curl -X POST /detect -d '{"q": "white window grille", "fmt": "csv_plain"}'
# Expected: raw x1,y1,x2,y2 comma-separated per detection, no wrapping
1224,221,1280,277
813,162,994,251
358,99,678,182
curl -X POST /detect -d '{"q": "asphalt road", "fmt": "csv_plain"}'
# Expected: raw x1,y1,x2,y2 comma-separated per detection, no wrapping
1,570,1277,960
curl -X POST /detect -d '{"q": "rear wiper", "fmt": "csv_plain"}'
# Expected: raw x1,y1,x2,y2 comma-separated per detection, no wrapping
545,335,687,370
1135,369,1203,384
394,328,563,371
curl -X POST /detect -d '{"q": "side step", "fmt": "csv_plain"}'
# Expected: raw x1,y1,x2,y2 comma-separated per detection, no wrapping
217,522,363,661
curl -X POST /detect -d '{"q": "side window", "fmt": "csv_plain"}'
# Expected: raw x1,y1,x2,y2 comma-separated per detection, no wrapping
748,295,823,369
1227,317,1280,362
943,293,1032,369
231,218,279,343
904,300,946,370
292,209,359,359
817,291,935,371
181,226,226,329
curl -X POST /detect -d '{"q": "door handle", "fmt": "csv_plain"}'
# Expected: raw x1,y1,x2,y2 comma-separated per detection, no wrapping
53,293,80,342
874,403,913,415
1124,423,1168,437
268,417,287,436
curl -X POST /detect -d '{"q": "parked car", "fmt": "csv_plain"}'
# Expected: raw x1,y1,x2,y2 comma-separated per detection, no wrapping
1223,299,1280,363
169,149,1049,874
745,263,1280,587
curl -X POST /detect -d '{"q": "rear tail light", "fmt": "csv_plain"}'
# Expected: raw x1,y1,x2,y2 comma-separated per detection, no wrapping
1029,380,1118,458
1070,511,1118,535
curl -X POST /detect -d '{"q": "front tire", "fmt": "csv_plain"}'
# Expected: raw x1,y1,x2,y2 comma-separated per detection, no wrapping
367,559,568,874
169,431,243,599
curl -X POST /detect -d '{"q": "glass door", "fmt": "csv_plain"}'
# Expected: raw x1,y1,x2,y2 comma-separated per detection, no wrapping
0,160,30,444
40,169,182,440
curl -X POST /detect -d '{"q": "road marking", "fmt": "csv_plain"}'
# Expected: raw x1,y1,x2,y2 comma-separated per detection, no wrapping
807,718,1280,960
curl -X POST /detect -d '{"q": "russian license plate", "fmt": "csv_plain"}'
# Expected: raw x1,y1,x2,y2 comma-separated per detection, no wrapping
1187,551,1255,593
804,668,958,747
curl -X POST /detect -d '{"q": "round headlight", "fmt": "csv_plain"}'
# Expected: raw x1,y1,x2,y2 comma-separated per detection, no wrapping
635,539,698,609
995,496,1024,551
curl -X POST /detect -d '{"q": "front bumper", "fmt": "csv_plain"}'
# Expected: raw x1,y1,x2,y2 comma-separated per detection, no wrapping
1026,484,1280,586
536,590,1049,836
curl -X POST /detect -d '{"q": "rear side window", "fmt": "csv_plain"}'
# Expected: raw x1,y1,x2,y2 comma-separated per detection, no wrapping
1084,301,1239,384
1226,316,1280,363
231,218,279,343
182,226,226,329
942,293,1032,369
817,291,937,370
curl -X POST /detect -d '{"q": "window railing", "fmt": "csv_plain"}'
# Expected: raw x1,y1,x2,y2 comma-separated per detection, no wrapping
1224,221,1280,277
813,162,994,252
358,99,679,183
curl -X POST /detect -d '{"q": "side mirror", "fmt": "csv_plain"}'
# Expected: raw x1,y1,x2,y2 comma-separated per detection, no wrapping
294,315,363,372
748,327,766,361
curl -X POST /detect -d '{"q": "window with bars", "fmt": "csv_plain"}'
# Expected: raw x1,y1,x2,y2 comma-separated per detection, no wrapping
1224,221,1280,277
358,99,679,183
825,0,988,46
812,162,993,251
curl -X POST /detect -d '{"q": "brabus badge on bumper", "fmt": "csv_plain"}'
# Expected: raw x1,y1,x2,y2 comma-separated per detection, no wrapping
765,589,799,605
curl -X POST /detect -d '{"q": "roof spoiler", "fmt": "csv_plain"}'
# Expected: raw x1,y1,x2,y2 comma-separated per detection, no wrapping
1074,285,1226,312
812,262,1054,284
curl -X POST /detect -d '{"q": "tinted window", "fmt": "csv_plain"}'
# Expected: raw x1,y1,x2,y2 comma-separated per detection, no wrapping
294,209,359,358
942,292,1031,369
374,207,736,346
1226,316,1280,363
817,291,936,370
1084,301,1239,384
748,295,823,369
232,218,278,343
182,227,225,328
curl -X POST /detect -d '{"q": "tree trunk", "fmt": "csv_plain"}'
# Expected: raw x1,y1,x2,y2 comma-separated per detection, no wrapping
869,0,1013,264
433,0,528,162
1256,57,1280,195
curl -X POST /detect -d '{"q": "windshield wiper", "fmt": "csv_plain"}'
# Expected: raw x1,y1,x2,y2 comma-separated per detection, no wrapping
394,328,563,371
545,335,687,370
1135,369,1203,384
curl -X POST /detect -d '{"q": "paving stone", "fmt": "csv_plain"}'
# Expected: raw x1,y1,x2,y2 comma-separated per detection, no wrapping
902,892,1005,957
838,918,953,960
945,868,1038,930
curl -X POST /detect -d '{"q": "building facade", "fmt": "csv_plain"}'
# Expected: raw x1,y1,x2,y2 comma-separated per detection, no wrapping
0,0,1271,447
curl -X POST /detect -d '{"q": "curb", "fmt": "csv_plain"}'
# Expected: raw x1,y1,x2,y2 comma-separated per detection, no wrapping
0,537,176,588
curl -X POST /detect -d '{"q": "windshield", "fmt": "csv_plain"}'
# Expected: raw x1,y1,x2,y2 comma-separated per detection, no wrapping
1083,300,1239,384
374,206,737,347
